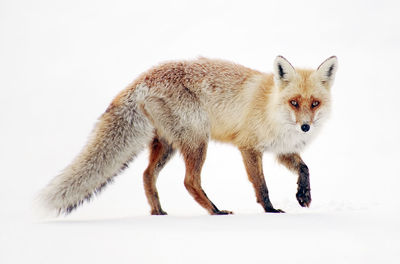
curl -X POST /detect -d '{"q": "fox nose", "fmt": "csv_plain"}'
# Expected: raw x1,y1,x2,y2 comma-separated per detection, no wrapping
301,123,310,132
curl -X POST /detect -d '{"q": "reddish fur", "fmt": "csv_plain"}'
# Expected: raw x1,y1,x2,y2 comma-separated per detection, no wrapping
277,153,304,172
143,137,167,215
182,142,213,213
240,148,279,212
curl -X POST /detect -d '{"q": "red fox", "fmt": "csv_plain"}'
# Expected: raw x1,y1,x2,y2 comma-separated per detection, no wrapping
40,56,338,215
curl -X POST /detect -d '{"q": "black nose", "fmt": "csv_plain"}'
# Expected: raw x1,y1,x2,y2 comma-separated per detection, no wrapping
301,124,310,132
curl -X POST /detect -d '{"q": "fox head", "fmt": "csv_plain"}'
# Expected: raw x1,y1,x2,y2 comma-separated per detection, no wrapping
272,56,338,134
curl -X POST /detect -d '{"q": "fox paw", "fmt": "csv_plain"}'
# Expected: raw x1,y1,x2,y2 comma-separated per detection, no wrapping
296,186,311,207
297,164,311,207
151,209,168,215
213,210,233,215
265,207,285,213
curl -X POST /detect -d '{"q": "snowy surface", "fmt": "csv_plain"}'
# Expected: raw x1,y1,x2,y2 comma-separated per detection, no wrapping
3,208,400,264
1,0,400,263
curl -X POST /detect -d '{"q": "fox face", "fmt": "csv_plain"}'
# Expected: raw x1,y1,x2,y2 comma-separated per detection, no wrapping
273,56,338,135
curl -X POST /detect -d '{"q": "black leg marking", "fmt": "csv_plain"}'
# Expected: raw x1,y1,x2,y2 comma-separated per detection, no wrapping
296,164,311,207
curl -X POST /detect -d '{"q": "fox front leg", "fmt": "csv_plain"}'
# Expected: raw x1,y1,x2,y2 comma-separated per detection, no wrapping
240,148,284,213
277,153,311,207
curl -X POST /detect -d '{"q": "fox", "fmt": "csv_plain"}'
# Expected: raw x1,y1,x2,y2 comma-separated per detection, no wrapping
39,55,338,216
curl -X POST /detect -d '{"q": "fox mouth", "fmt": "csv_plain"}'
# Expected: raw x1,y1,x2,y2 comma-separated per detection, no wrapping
284,111,312,133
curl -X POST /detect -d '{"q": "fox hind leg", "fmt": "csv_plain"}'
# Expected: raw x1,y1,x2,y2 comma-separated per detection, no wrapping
141,93,231,215
143,136,175,215
182,142,233,215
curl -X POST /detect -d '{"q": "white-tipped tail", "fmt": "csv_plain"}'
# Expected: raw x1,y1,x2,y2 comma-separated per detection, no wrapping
39,100,153,215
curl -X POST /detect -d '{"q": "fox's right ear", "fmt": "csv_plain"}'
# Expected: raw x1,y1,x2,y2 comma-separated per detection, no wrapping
273,56,296,85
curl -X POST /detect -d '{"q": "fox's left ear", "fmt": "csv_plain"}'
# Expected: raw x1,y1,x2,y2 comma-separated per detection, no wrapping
316,56,338,87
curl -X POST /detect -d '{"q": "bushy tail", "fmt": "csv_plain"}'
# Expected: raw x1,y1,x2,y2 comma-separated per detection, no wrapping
39,98,153,215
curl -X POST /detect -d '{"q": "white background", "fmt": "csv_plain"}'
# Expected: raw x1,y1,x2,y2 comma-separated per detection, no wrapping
1,0,399,263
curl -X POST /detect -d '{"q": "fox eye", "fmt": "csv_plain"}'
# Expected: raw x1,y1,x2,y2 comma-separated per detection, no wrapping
290,100,299,107
311,101,320,108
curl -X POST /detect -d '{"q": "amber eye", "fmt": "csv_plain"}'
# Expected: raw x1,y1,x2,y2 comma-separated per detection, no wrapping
311,101,320,108
290,100,299,107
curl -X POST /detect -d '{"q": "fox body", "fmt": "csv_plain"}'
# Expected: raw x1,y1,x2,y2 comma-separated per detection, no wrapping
40,56,338,215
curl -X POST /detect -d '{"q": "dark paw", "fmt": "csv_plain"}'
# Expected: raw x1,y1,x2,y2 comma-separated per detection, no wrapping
265,207,285,213
151,209,168,215
296,186,311,207
297,164,311,207
213,210,234,215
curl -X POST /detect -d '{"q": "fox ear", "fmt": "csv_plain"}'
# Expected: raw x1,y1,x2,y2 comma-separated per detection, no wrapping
316,56,338,86
273,56,296,84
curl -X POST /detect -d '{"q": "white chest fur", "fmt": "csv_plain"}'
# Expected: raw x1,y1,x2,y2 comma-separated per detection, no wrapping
259,125,316,154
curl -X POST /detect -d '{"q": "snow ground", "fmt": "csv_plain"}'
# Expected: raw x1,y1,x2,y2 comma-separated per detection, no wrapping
1,0,400,263
2,207,400,264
